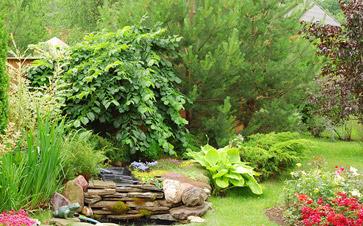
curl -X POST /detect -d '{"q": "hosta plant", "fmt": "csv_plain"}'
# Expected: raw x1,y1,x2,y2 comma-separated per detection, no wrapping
188,145,262,195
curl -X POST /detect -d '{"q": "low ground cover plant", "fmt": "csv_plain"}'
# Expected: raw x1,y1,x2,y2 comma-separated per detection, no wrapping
188,145,262,195
284,166,363,225
231,132,310,180
0,209,38,226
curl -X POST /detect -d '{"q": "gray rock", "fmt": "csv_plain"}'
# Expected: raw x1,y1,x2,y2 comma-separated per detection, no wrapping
182,186,207,207
127,192,163,200
95,223,119,226
63,181,84,211
170,202,212,220
150,214,178,222
51,193,71,211
107,214,143,220
88,180,116,189
84,195,102,204
85,189,116,196
49,218,80,226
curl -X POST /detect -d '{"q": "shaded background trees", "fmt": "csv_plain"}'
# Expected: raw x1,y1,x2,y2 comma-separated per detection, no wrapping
305,0,362,140
1,0,324,146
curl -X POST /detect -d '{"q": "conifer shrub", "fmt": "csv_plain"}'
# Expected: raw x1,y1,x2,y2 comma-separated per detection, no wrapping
230,132,310,180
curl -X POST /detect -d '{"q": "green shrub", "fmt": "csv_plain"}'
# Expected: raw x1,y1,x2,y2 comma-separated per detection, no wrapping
188,144,262,195
62,130,107,180
54,25,188,160
231,132,309,180
0,20,8,132
0,116,64,210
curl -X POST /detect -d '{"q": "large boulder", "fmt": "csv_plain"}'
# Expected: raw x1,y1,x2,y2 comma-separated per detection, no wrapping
181,186,207,207
170,202,212,220
162,179,183,204
51,192,71,211
74,175,88,191
63,180,84,211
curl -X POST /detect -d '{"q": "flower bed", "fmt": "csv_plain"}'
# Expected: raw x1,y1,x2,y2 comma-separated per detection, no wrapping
284,166,363,226
0,210,38,226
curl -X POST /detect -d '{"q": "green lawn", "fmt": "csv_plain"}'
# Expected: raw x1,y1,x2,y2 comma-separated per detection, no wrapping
190,138,363,226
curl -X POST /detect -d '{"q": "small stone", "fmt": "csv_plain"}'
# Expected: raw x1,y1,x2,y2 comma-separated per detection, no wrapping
170,202,212,220
188,216,206,223
84,195,102,204
158,200,178,208
85,189,116,196
63,181,84,211
69,223,94,226
74,175,88,191
163,179,183,204
95,223,119,226
90,201,119,208
150,214,177,221
107,214,143,220
127,192,163,200
49,218,80,226
102,193,128,198
81,206,93,217
116,186,143,192
182,186,207,207
51,193,71,211
92,210,113,215
88,180,116,189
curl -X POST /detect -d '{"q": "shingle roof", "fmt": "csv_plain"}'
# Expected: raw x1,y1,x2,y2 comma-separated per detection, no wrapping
300,4,341,27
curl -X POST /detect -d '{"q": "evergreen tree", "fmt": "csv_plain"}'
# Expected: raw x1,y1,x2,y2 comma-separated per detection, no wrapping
0,19,8,132
98,0,319,146
0,0,49,50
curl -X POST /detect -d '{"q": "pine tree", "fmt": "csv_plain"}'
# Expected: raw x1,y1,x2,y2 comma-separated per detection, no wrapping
98,0,320,146
0,19,8,132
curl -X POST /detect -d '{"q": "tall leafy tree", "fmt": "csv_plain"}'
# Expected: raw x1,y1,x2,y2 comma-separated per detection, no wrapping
305,0,363,129
98,0,319,146
0,19,8,132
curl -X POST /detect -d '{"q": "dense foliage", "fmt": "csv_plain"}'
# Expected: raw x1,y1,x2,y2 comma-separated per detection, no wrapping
97,0,319,145
284,166,363,225
2,0,322,145
59,26,188,160
0,20,8,132
305,0,363,131
230,132,309,180
188,145,262,195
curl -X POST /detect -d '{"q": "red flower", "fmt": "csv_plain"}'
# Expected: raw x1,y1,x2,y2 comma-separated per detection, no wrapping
297,193,309,202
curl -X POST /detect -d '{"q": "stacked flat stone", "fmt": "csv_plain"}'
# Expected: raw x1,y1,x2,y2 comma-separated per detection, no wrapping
84,180,175,221
83,179,211,223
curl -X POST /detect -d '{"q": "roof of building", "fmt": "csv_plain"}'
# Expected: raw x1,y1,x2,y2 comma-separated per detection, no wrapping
45,37,69,48
300,3,341,27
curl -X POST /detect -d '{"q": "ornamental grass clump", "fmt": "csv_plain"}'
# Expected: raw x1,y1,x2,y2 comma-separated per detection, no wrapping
0,115,65,210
